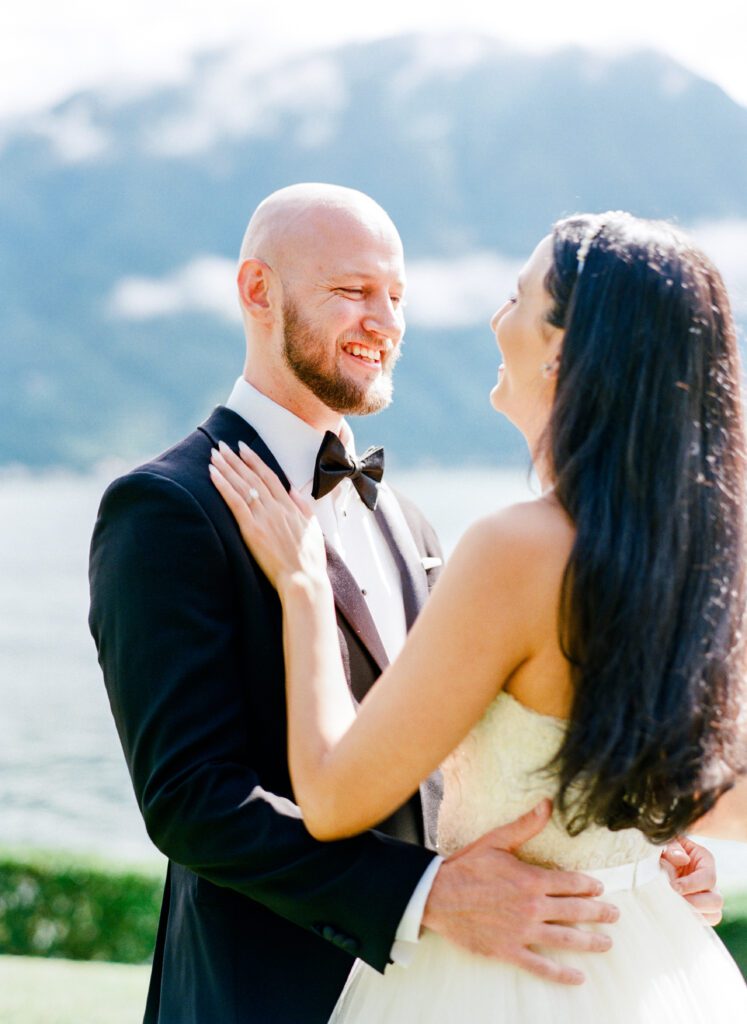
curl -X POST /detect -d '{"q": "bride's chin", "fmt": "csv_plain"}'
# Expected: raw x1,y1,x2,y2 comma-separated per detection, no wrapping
489,389,524,435
489,385,505,413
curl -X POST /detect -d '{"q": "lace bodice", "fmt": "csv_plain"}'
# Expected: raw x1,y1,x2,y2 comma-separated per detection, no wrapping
437,691,655,869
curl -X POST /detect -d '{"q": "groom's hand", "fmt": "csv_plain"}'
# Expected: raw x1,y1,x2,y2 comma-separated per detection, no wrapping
421,799,619,985
660,836,723,925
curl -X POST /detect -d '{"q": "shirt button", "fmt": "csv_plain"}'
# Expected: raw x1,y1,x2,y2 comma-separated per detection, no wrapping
361,588,367,596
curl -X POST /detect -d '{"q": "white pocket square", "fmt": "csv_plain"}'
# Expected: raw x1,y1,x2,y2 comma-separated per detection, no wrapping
421,556,443,571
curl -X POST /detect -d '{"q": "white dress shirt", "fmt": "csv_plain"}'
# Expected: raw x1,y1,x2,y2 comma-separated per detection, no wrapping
225,377,442,965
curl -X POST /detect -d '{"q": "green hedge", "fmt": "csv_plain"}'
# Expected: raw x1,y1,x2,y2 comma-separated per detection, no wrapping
0,853,163,964
0,851,745,977
717,892,747,979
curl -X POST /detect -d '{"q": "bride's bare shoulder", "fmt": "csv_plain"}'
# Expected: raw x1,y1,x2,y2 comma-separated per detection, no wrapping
455,495,575,597
467,493,573,551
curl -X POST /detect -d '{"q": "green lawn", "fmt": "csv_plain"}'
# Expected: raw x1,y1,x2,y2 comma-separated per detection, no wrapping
0,955,149,1024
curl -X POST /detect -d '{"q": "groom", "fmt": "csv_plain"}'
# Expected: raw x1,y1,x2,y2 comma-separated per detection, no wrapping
89,184,722,1024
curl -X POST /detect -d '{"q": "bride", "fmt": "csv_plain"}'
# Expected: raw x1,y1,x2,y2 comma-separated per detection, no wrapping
210,211,747,1021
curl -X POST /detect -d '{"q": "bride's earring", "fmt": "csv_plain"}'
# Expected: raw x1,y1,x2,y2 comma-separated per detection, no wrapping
540,358,559,380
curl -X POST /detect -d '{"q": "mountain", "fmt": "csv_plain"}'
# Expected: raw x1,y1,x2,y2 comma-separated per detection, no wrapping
1,33,746,469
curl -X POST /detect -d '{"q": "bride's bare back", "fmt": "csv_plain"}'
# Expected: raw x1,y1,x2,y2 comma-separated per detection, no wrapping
495,494,576,720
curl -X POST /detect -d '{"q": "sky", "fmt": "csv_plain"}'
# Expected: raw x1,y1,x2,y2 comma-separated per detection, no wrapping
108,218,747,331
2,1,747,120
5,1,746,321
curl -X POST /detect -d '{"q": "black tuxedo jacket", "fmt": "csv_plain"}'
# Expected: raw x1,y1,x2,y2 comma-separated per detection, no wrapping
89,407,444,1024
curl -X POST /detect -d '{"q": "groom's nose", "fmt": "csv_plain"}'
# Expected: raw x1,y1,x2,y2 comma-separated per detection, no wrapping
362,295,404,344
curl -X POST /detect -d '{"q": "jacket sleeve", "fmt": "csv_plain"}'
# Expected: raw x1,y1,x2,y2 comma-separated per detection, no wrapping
88,469,435,972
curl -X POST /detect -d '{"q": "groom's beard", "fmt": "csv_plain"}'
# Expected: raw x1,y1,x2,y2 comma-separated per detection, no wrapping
281,298,399,416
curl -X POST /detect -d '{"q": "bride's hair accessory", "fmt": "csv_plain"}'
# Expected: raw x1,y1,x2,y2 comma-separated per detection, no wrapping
576,212,626,275
576,220,603,274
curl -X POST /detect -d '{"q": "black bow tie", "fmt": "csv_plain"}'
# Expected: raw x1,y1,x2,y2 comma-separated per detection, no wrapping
312,431,384,511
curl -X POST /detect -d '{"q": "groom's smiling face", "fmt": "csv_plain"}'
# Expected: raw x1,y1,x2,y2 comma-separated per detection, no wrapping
277,206,407,416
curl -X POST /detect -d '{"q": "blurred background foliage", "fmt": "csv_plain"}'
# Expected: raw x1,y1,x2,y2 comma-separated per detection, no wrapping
0,853,744,978
0,854,162,964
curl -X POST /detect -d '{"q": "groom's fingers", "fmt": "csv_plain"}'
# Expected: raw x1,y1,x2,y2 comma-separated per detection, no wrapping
423,841,618,984
661,840,689,869
513,949,585,986
674,866,716,896
670,840,717,896
459,800,552,858
660,836,723,925
529,865,605,899
682,891,723,925
543,896,620,924
534,923,612,954
477,803,606,898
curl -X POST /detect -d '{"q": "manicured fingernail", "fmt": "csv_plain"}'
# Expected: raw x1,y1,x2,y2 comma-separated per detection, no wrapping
218,440,230,454
211,448,219,460
238,440,250,454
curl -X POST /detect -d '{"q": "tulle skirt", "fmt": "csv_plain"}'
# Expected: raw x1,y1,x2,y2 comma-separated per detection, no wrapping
329,857,747,1023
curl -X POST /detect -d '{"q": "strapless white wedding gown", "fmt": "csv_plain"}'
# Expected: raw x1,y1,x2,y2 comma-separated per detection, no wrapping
330,692,747,1022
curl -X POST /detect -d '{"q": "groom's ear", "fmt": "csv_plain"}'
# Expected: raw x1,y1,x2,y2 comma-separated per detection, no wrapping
238,258,276,324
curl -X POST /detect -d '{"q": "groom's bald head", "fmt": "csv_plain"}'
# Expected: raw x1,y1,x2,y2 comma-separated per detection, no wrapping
239,183,402,282
236,183,406,433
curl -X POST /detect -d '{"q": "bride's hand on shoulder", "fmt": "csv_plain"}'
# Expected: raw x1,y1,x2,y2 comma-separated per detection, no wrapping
209,440,327,593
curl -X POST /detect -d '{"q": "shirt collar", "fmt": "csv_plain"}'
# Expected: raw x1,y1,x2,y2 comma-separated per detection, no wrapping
225,376,356,491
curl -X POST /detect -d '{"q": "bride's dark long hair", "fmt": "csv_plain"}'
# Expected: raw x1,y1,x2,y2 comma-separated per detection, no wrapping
544,211,747,842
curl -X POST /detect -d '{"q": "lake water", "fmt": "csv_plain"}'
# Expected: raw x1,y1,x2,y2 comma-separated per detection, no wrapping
1,466,745,892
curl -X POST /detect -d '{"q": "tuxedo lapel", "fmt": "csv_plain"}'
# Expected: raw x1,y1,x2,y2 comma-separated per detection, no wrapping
200,406,390,676
374,486,429,630
199,407,291,489
324,546,390,675
374,485,441,850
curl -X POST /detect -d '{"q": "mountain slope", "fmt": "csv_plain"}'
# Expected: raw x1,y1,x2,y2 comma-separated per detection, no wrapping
1,34,745,468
